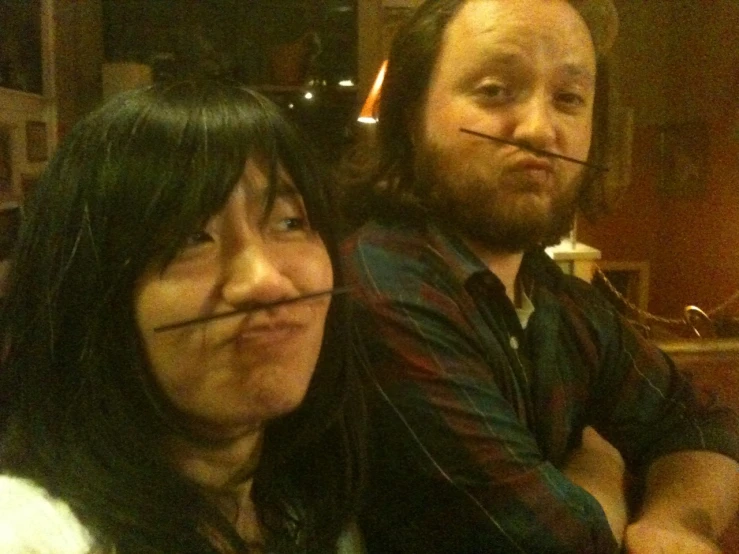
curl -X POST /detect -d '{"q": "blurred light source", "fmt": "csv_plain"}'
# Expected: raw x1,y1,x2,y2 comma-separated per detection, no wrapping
357,60,388,124
304,91,314,100
338,79,355,87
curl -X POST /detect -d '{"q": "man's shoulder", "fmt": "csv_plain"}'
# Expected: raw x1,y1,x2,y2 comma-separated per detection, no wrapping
343,219,429,255
341,219,437,274
526,250,603,298
525,250,620,322
341,220,463,296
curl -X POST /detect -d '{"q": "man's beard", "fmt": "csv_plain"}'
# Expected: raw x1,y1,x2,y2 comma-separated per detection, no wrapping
415,141,583,252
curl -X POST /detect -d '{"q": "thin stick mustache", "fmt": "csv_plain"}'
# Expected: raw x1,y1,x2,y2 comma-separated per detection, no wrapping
459,128,609,172
153,286,352,333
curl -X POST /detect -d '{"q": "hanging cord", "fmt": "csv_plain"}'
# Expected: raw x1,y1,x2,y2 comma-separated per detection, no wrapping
592,265,739,335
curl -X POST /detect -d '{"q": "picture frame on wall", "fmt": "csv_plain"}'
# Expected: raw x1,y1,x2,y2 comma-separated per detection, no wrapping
658,120,708,198
25,120,48,162
21,173,39,201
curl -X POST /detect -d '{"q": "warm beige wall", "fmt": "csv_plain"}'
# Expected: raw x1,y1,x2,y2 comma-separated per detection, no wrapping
356,0,419,112
53,0,104,139
357,0,384,106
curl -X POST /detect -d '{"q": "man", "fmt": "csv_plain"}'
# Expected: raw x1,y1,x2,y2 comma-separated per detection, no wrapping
339,0,739,552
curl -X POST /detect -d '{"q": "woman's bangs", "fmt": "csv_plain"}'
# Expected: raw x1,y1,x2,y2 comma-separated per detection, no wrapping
272,125,331,239
135,108,255,265
117,84,330,270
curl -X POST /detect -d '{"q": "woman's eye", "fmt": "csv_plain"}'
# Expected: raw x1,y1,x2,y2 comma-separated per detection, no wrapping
157,229,214,271
183,230,214,248
270,212,311,235
277,216,309,232
265,195,312,236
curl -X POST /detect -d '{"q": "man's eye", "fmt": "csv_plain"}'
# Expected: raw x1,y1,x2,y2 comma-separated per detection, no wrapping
556,92,586,107
477,83,509,99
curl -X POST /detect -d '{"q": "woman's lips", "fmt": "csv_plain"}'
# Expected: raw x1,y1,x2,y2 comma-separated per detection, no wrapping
233,319,309,350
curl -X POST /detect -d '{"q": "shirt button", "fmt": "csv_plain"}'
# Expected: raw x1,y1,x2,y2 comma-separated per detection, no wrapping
509,336,519,350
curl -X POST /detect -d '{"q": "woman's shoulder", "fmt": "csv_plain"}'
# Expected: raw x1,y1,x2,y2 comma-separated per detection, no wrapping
0,474,93,553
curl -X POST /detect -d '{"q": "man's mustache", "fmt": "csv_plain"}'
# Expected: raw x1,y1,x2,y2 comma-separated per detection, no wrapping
459,128,610,173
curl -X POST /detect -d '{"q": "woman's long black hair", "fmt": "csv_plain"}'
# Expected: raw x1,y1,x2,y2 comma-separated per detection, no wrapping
0,80,365,553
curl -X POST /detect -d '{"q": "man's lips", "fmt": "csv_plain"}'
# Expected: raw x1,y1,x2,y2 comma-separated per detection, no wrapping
510,157,555,172
505,157,555,190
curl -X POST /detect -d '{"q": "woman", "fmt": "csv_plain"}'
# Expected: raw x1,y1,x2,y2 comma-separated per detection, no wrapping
0,80,365,553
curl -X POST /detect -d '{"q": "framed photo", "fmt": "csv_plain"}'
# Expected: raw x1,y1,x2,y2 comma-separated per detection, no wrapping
21,173,39,201
26,120,48,162
658,120,708,197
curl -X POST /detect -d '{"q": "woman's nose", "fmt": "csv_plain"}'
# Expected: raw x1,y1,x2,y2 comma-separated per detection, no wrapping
221,245,294,308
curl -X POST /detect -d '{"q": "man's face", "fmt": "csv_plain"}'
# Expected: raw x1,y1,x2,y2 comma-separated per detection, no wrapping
415,0,597,252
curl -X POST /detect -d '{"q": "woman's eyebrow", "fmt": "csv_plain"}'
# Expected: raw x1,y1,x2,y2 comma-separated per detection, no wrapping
255,172,301,208
272,173,301,195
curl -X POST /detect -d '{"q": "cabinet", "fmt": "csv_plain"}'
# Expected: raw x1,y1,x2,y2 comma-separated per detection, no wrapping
101,0,359,163
545,239,601,281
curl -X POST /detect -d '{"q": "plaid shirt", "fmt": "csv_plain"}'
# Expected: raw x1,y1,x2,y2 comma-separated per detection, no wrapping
342,220,739,554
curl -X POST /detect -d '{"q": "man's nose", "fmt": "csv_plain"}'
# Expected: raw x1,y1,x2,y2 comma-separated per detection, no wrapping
511,94,557,151
221,245,293,308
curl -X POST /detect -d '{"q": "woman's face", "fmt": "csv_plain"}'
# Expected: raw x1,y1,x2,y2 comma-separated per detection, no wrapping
135,157,333,439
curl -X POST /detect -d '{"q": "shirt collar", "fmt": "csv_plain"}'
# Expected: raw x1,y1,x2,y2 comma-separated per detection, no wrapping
426,223,566,294
427,223,490,282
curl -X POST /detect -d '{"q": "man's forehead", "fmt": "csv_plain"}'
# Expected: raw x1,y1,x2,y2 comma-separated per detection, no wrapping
441,0,597,72
448,0,617,57
565,0,619,55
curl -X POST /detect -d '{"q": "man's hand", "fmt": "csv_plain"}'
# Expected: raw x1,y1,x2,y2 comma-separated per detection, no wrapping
624,520,722,553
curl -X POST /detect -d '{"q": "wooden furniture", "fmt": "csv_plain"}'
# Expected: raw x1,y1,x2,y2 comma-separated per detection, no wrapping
656,338,739,553
595,260,650,315
545,239,601,281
